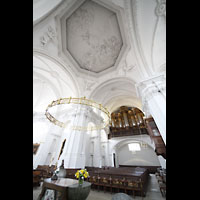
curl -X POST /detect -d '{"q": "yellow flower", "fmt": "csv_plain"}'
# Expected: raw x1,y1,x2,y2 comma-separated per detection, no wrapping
75,169,89,180
75,172,79,178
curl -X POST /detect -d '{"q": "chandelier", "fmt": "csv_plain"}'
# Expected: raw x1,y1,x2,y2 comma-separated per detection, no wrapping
45,96,110,131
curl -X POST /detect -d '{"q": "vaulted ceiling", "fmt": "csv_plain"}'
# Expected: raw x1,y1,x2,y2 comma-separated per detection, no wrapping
64,0,123,73
33,0,166,113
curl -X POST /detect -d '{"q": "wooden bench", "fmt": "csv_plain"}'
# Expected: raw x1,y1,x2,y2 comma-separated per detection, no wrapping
119,165,161,174
65,168,81,179
87,167,149,197
33,170,43,186
35,165,56,179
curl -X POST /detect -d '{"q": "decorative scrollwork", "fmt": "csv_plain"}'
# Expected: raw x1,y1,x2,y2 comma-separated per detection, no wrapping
155,0,166,17
40,26,56,47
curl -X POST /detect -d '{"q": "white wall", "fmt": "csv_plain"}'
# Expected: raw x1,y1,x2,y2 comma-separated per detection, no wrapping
117,143,160,166
33,53,80,168
107,135,163,167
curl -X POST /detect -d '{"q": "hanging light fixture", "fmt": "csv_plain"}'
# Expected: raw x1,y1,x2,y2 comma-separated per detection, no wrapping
45,59,110,131
45,96,110,131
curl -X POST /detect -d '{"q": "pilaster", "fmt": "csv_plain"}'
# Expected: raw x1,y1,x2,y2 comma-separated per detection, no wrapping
136,74,166,144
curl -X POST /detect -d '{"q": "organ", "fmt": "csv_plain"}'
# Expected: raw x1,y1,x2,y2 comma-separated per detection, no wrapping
109,106,148,139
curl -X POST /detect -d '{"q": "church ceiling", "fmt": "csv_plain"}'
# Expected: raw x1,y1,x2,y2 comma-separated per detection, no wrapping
33,0,166,109
65,0,122,73
58,0,129,75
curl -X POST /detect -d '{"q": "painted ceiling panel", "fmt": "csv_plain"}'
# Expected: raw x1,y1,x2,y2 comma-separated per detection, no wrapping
66,0,123,73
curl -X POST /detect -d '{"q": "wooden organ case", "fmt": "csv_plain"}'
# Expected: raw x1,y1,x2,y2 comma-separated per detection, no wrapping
108,106,148,139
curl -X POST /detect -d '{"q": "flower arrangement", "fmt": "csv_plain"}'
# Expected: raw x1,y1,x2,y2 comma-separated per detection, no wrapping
75,169,89,185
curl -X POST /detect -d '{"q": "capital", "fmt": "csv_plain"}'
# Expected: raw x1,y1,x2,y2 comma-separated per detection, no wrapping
136,74,166,102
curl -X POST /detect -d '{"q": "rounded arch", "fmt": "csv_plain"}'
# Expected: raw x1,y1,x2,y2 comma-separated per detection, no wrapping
33,50,80,101
33,50,81,152
112,138,155,152
89,77,143,113
110,137,160,167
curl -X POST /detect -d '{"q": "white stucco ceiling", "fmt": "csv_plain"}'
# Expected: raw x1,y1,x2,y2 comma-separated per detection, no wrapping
33,0,63,25
57,0,130,77
33,0,166,113
66,0,123,73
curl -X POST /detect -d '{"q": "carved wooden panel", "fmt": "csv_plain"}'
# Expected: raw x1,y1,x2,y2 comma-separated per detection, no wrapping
145,117,166,159
109,106,148,139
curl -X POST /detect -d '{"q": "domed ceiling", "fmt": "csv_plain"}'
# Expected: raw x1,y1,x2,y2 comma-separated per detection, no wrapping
59,0,128,74
66,0,122,72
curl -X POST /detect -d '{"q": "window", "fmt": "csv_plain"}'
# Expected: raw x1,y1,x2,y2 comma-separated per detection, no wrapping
128,143,141,152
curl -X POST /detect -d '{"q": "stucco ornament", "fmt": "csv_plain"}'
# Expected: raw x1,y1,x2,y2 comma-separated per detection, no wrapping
40,26,56,47
155,0,166,17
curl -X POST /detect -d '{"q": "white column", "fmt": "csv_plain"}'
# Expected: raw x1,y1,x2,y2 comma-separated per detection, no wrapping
136,74,166,144
158,155,166,168
103,127,110,166
146,93,166,143
97,129,102,167
63,105,90,169
92,121,103,167
61,105,105,169
33,123,63,168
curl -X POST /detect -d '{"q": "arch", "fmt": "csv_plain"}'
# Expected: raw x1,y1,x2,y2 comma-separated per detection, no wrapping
33,49,81,98
89,77,143,112
113,138,154,152
111,138,160,167
33,51,81,167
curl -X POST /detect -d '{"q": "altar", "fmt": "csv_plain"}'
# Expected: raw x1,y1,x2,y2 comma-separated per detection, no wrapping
37,178,91,200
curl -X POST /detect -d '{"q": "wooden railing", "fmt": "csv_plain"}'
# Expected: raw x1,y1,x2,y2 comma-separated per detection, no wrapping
108,126,148,139
145,118,166,159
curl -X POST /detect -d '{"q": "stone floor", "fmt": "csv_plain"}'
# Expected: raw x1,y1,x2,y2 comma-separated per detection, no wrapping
33,174,165,200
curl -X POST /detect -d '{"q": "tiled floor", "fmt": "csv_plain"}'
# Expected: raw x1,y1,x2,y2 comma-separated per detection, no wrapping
33,174,165,200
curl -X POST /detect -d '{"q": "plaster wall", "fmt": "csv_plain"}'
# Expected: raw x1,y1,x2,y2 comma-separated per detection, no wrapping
117,143,160,166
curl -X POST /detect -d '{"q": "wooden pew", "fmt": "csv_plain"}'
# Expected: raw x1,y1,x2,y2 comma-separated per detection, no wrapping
33,170,43,186
86,167,149,197
35,165,56,179
65,168,81,179
119,165,161,174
